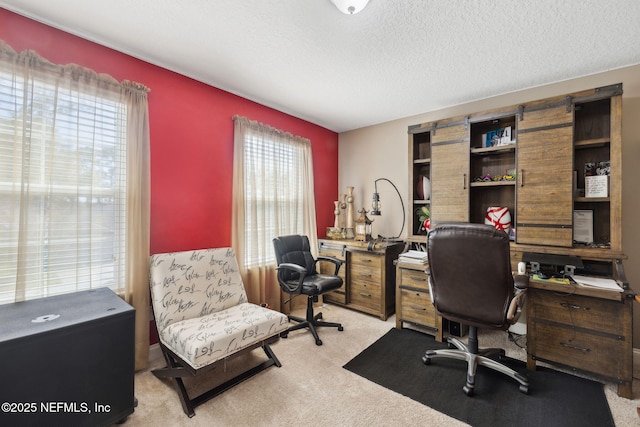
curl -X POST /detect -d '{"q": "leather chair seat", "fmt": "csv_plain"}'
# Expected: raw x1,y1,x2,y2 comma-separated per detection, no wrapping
283,274,343,296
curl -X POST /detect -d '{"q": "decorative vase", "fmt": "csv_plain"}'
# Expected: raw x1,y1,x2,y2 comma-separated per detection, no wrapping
485,206,511,233
345,186,355,239
416,175,431,200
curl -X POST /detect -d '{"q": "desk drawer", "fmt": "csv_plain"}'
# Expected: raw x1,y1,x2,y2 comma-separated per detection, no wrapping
318,247,346,304
399,287,436,326
323,288,346,305
398,270,429,290
318,248,346,277
529,290,624,335
529,321,629,381
351,252,383,269
350,281,381,310
350,263,382,284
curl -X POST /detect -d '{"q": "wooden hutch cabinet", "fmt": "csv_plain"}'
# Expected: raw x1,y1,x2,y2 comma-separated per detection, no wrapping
408,84,623,253
317,239,404,320
405,83,634,398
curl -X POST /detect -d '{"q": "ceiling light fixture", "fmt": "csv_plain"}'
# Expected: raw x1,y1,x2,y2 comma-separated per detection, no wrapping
330,0,370,15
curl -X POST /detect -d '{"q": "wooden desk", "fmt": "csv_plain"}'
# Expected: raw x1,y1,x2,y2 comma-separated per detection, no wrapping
318,239,404,320
526,278,634,398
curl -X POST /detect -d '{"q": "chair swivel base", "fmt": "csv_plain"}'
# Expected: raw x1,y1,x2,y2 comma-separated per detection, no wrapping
422,336,529,396
281,298,343,345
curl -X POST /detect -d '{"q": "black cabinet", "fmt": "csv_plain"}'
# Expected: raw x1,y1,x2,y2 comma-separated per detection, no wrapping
0,288,135,426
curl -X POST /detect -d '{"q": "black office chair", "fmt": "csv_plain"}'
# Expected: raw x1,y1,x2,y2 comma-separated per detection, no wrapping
273,235,344,345
423,223,529,396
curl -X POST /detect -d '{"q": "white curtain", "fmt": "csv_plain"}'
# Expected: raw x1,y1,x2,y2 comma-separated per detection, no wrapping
231,116,317,312
0,40,151,370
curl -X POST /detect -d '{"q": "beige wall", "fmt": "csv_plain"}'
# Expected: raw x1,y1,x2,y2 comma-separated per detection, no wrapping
338,64,640,345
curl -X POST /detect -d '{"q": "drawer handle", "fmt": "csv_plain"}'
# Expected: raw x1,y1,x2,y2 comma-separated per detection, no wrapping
359,293,372,298
359,274,372,278
560,342,590,353
560,302,590,311
409,276,427,282
360,259,372,263
409,305,426,311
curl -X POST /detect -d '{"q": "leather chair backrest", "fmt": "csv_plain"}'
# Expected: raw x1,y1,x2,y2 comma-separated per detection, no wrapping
273,235,317,282
427,223,514,329
149,247,248,333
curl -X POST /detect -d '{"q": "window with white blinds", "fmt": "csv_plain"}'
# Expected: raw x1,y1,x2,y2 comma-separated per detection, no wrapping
0,67,127,304
243,133,305,267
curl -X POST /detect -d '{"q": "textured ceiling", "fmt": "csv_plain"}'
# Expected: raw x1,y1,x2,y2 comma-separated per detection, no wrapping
2,0,640,132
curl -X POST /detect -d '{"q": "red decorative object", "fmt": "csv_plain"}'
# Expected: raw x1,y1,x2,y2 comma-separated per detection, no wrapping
485,206,511,233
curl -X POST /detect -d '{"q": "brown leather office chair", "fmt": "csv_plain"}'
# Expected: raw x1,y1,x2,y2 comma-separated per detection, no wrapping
423,223,529,396
273,235,344,345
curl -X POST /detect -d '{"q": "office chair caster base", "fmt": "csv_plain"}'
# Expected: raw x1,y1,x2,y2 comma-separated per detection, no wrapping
338,326,344,331
422,355,431,365
463,384,474,397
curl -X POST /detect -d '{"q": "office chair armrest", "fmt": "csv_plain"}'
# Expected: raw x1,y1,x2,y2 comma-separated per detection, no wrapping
513,274,529,290
276,263,308,294
507,287,527,323
316,256,344,275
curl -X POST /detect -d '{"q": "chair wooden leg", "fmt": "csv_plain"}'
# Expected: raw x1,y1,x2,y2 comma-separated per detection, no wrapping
152,340,282,417
154,348,196,417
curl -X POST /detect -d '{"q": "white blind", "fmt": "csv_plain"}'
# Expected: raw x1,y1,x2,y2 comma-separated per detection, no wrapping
243,133,305,267
0,66,127,304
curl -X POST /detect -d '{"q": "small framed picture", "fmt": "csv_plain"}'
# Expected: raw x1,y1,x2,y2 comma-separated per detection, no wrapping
573,210,594,244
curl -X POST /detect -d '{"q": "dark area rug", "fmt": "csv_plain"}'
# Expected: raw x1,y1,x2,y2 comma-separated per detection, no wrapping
343,328,614,427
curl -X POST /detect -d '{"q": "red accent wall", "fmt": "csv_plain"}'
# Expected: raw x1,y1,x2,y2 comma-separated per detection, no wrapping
0,8,339,255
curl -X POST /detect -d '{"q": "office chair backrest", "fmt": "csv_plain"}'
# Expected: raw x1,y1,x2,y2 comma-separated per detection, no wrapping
273,235,317,281
427,223,514,329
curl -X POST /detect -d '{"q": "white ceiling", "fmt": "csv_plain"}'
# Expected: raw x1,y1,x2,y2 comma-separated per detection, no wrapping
2,0,640,132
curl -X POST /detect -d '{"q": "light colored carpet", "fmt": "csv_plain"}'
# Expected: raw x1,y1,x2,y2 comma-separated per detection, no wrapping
126,304,639,426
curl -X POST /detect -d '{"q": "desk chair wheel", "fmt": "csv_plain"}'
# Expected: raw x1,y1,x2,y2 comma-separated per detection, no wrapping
316,339,323,345
463,384,474,397
519,384,529,394
338,326,344,331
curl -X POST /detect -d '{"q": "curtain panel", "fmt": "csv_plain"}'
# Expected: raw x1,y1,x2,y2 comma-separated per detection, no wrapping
0,40,151,370
231,116,318,313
